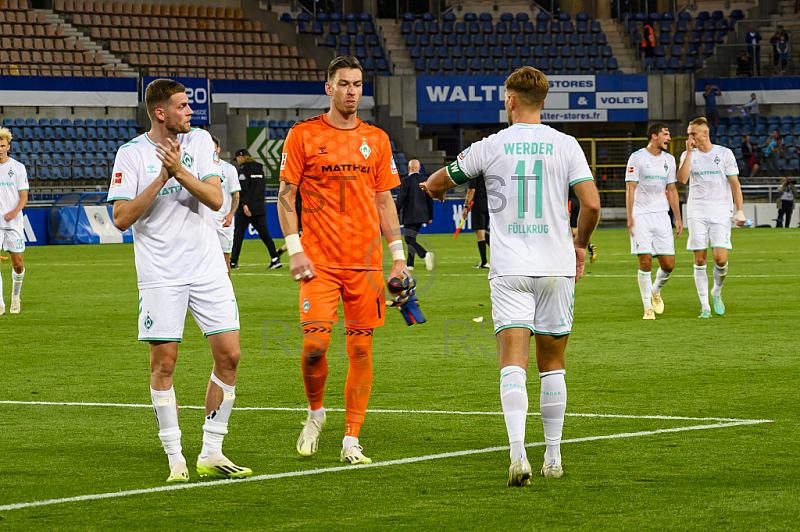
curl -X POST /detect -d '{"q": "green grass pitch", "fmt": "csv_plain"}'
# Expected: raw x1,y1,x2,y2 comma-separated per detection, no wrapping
1,227,798,530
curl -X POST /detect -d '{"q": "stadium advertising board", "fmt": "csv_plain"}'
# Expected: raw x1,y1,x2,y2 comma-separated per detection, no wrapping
20,208,47,247
142,76,210,125
212,80,375,110
0,76,138,107
417,75,647,124
695,77,800,107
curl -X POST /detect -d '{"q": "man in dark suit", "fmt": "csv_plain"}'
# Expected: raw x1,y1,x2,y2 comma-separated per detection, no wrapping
395,159,434,270
230,148,281,270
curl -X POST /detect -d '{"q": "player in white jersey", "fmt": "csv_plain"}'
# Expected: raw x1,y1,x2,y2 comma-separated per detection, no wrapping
422,66,600,486
0,127,28,315
208,136,241,275
109,79,252,483
625,123,683,320
677,117,745,318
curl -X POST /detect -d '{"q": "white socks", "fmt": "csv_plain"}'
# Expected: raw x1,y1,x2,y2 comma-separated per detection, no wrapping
637,269,652,309
309,407,325,422
11,268,24,297
712,262,728,297
652,268,671,294
342,435,359,448
694,264,710,310
500,366,528,461
201,373,236,459
0,269,4,306
540,369,567,463
150,386,185,467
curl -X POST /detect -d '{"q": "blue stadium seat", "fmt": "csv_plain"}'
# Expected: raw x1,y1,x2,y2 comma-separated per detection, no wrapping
419,34,431,46
568,34,580,46
443,12,456,22
441,21,453,35
500,34,512,46
659,32,670,45
496,21,507,34
478,46,490,58
702,43,715,55
339,34,351,47
451,45,463,58
560,46,572,58
445,34,457,47
25,118,36,126
490,46,502,58
728,124,741,136
479,12,493,21
691,32,702,44
594,57,607,70
563,21,574,34
536,20,548,33
422,12,435,21
607,57,619,70
2,118,12,127
14,118,25,126
537,12,551,21
442,58,454,72
573,45,586,58
511,58,523,69
437,46,449,58
550,21,561,34
547,45,558,58
576,20,588,34
505,46,517,58
565,57,577,71
601,45,613,57
248,120,257,127
581,33,593,46
555,34,566,46
428,21,439,34
717,124,728,136
536,58,550,71
456,58,468,71
23,126,34,139
527,34,540,46
482,58,496,71
468,22,480,34
519,45,532,58
541,34,553,46
44,126,55,139
487,34,499,47
522,21,534,34
673,32,685,45
401,21,412,35
587,45,599,57
669,44,682,57
468,58,482,71
655,57,668,70
595,33,607,45
643,57,655,71
428,58,441,71
465,46,476,58
455,22,466,35
667,57,680,70
422,46,434,58
497,58,509,71
509,21,520,34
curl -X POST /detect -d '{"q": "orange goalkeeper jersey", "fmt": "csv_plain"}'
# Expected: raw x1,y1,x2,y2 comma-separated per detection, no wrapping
280,114,400,270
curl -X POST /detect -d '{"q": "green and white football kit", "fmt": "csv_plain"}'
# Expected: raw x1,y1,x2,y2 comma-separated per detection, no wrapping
626,148,677,256
205,159,241,254
680,145,738,251
446,123,593,336
0,157,28,253
108,128,238,341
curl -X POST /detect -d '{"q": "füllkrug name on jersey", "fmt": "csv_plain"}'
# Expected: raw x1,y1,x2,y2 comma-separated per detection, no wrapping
445,123,594,279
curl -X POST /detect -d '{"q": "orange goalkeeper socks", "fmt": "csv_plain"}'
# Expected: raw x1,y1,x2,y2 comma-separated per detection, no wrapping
301,323,331,411
344,329,373,438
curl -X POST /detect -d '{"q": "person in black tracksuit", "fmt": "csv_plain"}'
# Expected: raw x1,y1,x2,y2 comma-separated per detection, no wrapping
230,148,281,269
465,176,490,268
395,159,434,270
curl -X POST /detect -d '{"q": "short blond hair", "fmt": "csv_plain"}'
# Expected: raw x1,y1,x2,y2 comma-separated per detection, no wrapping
505,66,549,110
0,127,12,144
689,117,710,128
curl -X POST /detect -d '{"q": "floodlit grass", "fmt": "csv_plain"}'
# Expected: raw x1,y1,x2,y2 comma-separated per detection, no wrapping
1,228,798,530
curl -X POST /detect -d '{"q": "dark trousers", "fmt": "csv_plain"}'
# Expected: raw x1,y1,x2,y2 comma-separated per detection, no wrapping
750,48,761,75
778,200,794,228
231,212,277,264
403,223,427,266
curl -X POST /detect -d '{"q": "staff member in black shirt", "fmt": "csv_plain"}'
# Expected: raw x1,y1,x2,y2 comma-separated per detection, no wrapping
395,159,434,270
465,176,490,268
230,148,281,270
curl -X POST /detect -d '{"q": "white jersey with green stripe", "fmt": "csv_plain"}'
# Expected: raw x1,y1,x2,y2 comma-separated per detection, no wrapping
108,128,227,289
625,148,677,217
0,157,29,231
679,145,738,220
447,122,594,279
204,159,241,227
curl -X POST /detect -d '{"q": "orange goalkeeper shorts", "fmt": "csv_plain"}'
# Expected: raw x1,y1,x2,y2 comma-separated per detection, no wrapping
299,265,386,329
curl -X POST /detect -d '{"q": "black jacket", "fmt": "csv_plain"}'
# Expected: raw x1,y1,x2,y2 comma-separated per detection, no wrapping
396,172,434,225
237,159,266,216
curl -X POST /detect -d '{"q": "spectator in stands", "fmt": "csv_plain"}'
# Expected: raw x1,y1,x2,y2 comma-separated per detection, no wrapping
741,134,759,178
776,34,789,74
230,148,281,270
776,177,797,228
395,159,434,271
703,85,722,134
746,25,762,76
763,135,785,176
736,51,752,77
740,93,759,131
641,24,656,58
770,25,789,74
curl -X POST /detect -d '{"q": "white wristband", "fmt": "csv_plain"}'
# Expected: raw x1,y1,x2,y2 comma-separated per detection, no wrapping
285,233,303,256
389,240,405,261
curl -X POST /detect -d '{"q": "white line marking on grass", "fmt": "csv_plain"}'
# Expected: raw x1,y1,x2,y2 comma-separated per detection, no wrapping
0,419,771,512
0,401,772,423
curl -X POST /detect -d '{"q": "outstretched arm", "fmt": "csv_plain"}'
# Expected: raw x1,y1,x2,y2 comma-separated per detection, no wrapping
420,166,458,202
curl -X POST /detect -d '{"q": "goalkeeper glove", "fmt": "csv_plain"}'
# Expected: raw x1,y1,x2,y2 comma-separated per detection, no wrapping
386,275,426,326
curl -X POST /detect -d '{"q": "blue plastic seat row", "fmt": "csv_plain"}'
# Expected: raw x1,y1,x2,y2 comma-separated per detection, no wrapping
415,56,617,73
406,32,607,47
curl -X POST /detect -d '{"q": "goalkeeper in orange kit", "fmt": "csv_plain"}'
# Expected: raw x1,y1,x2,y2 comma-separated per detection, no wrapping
277,55,409,464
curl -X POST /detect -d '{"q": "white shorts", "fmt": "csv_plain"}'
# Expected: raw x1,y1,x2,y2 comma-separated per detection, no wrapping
138,275,239,341
630,212,675,256
490,275,575,336
1,227,25,253
687,216,732,251
216,226,234,254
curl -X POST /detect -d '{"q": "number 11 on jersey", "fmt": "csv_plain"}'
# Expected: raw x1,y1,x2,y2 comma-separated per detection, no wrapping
514,159,543,219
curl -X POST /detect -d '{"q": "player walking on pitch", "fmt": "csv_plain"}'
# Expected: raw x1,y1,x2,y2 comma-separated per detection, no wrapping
677,117,745,318
278,56,407,464
422,66,600,486
0,127,28,315
110,79,251,483
625,123,682,320
207,136,241,275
